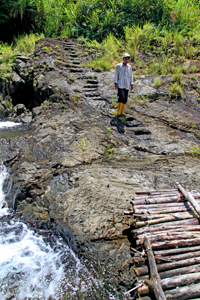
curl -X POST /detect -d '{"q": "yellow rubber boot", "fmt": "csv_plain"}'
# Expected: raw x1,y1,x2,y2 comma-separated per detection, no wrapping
121,103,126,116
117,102,122,115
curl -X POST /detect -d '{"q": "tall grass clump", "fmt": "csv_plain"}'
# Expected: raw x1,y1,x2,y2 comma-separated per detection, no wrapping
0,43,16,80
86,33,122,71
0,33,44,80
14,33,45,55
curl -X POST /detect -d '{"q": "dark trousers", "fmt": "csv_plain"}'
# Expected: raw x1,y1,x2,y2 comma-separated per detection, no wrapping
117,88,129,104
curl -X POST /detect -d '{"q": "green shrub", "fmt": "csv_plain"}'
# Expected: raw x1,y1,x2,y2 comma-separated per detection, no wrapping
168,82,183,99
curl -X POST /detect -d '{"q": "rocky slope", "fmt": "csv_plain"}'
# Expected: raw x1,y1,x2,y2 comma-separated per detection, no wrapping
1,38,200,298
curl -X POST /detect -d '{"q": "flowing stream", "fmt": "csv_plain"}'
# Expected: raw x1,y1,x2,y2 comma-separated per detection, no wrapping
0,121,118,300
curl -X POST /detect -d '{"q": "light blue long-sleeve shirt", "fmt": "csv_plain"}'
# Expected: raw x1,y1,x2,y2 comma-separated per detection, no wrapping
114,62,134,90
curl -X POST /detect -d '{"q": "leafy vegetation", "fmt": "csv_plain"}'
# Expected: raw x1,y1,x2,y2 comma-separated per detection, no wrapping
0,33,44,80
0,0,200,78
190,144,200,157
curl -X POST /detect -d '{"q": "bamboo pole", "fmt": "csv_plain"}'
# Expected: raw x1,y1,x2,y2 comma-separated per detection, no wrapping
143,236,166,300
176,182,200,217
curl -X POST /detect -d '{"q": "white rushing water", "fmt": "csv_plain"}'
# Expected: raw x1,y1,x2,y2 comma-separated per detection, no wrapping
0,165,88,300
0,121,21,129
0,121,106,300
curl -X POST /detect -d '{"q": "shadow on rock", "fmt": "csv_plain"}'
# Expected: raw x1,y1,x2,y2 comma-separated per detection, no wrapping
110,115,142,134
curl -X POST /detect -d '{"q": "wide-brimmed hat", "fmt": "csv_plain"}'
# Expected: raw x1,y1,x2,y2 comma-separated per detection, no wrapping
123,53,130,58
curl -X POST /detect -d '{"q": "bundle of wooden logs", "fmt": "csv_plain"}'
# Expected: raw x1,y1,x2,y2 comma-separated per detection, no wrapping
125,183,200,300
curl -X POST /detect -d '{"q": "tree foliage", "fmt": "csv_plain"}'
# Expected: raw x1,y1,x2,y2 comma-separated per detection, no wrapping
0,0,200,42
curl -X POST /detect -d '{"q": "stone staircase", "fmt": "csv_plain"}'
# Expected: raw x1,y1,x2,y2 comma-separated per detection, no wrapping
63,40,106,104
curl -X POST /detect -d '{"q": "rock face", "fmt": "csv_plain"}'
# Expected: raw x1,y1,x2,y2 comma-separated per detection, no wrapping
1,38,200,297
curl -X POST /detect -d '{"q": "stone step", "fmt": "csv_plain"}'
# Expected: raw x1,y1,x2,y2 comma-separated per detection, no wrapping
64,49,77,53
66,57,80,62
70,68,84,72
85,91,100,97
64,44,74,48
68,50,77,54
65,63,81,68
132,127,151,135
63,42,75,46
84,89,98,92
86,79,98,84
69,61,80,65
83,85,98,89
88,97,104,101
68,54,79,58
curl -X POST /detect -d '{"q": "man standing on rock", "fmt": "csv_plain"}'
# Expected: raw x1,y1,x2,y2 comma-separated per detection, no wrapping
114,53,134,116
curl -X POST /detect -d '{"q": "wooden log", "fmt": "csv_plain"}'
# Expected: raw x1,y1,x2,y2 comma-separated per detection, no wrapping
165,282,200,300
132,195,180,205
134,201,192,209
155,250,200,264
154,245,200,256
159,264,200,279
161,272,200,290
143,236,166,300
132,197,200,206
135,210,197,224
151,237,200,250
136,213,195,228
132,218,200,235
135,228,200,242
137,264,200,281
135,211,196,220
134,193,179,200
138,273,200,296
176,182,200,217
134,205,194,214
136,232,200,246
135,189,178,195
133,222,200,234
134,190,200,200
134,255,200,276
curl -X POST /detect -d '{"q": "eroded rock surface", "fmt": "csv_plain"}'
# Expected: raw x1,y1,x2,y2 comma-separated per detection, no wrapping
1,38,200,297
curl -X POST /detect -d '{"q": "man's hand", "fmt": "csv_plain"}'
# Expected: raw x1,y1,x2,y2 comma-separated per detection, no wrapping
115,83,118,90
130,84,133,91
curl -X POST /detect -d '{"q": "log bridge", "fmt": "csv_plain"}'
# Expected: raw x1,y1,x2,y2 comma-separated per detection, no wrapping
125,182,200,300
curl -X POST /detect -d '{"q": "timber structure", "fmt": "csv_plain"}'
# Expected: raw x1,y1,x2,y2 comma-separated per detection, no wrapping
125,183,200,300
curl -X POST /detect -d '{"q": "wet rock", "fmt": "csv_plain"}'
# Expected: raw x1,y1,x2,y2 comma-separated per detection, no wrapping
14,103,26,115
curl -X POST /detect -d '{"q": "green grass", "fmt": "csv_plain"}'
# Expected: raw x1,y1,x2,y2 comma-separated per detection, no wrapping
0,33,44,80
168,82,184,99
14,33,45,55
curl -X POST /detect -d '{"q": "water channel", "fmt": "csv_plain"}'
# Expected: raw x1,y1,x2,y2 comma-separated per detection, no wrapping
0,121,118,300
